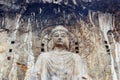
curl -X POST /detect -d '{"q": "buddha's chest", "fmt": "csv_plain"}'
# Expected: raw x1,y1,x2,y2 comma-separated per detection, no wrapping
46,53,75,78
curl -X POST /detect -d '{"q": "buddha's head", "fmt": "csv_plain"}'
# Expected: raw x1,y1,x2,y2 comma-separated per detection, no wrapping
50,25,70,50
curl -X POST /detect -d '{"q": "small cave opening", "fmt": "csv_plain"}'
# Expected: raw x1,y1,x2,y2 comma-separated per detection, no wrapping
76,51,79,53
75,46,79,50
11,41,15,44
7,56,11,60
41,48,44,52
9,49,12,52
75,42,78,45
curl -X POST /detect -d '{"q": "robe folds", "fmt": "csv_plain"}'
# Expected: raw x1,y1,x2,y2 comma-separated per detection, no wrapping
29,50,88,80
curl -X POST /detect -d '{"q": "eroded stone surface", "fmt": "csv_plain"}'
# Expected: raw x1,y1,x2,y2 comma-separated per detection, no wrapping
0,12,119,80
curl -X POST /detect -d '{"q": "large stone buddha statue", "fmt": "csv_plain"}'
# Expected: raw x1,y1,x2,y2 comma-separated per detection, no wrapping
29,25,92,80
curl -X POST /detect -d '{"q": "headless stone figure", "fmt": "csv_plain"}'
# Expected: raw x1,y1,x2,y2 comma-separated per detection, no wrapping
30,25,92,80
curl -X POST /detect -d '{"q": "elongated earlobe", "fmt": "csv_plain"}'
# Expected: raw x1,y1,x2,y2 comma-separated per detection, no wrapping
48,38,55,50
65,37,70,50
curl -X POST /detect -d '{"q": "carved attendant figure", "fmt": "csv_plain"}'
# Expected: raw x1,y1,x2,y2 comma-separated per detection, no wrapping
30,25,92,80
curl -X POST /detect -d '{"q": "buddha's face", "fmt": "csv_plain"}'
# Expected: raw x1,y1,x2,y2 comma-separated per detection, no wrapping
52,30,69,48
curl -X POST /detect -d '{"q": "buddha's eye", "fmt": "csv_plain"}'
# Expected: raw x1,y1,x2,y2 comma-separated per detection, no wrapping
61,33,66,37
53,33,59,37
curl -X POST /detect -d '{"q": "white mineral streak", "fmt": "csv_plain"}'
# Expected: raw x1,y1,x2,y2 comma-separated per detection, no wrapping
53,0,62,4
89,11,96,27
98,13,113,41
42,0,52,3
115,43,120,80
8,14,21,80
72,0,77,5
13,15,21,40
98,13,118,80
42,0,76,4
112,36,120,80
24,19,35,80
112,17,120,80
110,51,118,80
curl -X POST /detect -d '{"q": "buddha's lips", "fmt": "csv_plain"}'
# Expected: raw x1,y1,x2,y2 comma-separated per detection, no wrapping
57,40,62,42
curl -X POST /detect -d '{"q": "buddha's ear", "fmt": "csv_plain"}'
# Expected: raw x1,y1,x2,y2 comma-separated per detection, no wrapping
65,37,70,50
48,38,55,50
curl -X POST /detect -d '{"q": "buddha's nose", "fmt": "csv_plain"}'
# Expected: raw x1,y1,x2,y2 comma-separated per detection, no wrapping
58,37,62,40
58,36,62,40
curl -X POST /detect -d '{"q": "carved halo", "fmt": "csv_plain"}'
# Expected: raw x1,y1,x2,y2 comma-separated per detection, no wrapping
39,25,77,52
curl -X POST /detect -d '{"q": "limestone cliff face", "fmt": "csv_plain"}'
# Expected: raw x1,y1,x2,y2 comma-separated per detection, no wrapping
0,0,120,80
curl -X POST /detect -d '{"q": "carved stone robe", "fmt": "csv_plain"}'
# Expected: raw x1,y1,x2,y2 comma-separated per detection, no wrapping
30,50,88,80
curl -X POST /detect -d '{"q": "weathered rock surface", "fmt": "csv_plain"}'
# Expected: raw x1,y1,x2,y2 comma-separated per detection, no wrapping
0,0,120,80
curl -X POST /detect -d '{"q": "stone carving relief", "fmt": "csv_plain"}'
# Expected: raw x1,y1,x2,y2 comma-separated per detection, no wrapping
0,12,119,80
29,25,92,80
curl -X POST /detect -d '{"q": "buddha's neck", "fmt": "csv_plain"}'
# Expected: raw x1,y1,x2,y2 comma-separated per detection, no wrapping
53,46,67,51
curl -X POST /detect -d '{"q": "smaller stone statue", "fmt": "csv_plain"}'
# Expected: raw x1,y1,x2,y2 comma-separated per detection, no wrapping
29,25,92,80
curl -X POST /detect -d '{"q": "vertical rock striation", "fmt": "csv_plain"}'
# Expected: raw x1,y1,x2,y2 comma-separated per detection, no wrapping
0,0,119,80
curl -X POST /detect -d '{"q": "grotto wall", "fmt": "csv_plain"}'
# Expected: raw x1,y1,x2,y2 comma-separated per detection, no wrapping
0,0,120,80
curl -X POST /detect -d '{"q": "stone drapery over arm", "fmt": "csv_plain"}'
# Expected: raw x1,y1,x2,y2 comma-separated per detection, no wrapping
29,53,48,80
73,54,92,80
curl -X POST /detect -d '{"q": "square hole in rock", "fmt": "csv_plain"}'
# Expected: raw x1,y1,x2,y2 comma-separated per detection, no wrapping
41,48,44,52
9,49,12,52
11,41,15,44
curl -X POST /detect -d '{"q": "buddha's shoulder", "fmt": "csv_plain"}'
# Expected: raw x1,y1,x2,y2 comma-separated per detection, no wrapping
38,52,50,58
71,52,82,60
72,53,81,57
